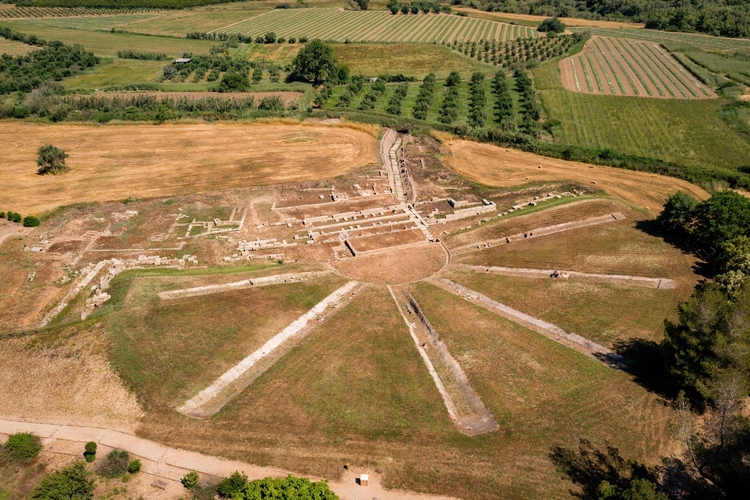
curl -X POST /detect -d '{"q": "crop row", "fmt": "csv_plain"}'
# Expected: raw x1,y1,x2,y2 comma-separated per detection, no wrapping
564,36,711,100
216,9,538,43
448,34,576,69
0,6,155,18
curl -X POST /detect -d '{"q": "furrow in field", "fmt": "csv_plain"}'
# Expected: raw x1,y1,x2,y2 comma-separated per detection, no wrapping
630,41,681,97
643,43,699,98
445,16,467,43
421,14,451,42
370,13,412,42
605,37,652,96
578,56,594,92
616,38,664,97
404,14,440,42
277,9,333,38
355,12,393,41
653,44,712,97
593,38,633,95
589,42,618,94
428,15,456,42
584,53,604,93
388,14,426,41
331,11,380,40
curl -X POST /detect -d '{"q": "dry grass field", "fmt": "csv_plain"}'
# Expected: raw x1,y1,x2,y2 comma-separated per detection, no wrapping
1,122,379,215
442,139,708,210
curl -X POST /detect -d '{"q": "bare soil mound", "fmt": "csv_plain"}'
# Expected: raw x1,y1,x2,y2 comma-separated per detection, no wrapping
1,122,379,214
444,140,708,210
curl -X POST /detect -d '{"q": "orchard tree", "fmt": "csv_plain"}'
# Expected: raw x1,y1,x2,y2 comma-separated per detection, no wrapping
291,39,340,85
36,144,68,175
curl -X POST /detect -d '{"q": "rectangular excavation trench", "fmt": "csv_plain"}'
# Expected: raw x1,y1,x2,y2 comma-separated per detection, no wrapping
388,286,499,436
178,280,365,418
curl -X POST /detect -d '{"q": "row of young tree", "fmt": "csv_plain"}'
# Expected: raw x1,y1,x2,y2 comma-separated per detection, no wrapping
446,33,578,69
187,30,309,44
438,70,462,124
386,0,449,14
0,38,98,94
412,73,436,121
467,71,486,128
514,68,541,138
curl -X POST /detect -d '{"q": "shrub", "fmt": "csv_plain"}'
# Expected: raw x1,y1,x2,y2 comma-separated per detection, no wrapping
36,144,68,175
0,211,5,218
23,215,40,227
97,449,130,478
182,470,199,489
264,32,276,43
538,17,566,33
5,432,42,461
31,462,94,500
277,37,286,43
7,211,21,223
218,71,250,92
299,36,308,43
127,459,141,474
252,67,263,83
218,471,248,498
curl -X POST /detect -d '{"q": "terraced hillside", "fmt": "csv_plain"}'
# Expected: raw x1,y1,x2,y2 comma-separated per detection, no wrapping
559,36,713,99
215,9,539,43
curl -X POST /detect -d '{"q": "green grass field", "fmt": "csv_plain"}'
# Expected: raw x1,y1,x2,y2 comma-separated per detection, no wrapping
63,57,164,89
535,54,750,170
21,13,158,31
0,20,216,56
216,9,540,43
0,36,35,55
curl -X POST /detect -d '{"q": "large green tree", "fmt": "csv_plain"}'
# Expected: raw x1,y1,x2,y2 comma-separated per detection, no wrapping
291,39,340,85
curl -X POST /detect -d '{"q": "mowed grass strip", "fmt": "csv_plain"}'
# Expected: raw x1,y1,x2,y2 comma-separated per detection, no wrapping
216,9,528,43
107,273,348,409
0,20,215,56
1,122,378,214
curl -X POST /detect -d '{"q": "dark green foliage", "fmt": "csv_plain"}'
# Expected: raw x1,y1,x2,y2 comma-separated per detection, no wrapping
218,471,248,498
291,39,339,85
596,478,668,499
6,211,22,223
117,50,167,61
0,212,5,218
264,32,276,44
251,67,263,83
355,0,368,9
5,433,42,461
31,462,94,500
218,71,250,92
693,192,750,261
445,70,461,87
336,75,364,108
387,0,398,14
97,449,130,478
313,82,334,107
224,475,338,499
657,191,699,237
36,144,68,175
412,73,435,120
515,68,541,138
385,82,408,115
0,41,98,94
467,71,486,128
258,96,284,111
182,470,199,489
127,459,141,474
492,71,513,122
23,215,40,227
0,27,46,47
537,17,565,33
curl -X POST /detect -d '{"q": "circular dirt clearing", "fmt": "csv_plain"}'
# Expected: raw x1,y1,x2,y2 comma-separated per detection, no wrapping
332,242,446,284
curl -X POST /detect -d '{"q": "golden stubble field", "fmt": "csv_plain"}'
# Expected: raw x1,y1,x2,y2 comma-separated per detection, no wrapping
1,121,379,215
443,139,709,210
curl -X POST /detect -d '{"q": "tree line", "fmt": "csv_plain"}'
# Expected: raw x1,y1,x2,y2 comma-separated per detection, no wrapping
13,0,246,9
454,0,750,38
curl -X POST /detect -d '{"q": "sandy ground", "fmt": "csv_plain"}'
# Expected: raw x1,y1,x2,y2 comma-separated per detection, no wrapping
454,7,645,28
443,140,708,210
1,121,379,215
333,242,447,284
89,91,304,104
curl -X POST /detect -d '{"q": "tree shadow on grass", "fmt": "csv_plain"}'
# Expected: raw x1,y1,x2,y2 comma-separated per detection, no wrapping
634,219,712,279
613,337,679,402
549,439,657,499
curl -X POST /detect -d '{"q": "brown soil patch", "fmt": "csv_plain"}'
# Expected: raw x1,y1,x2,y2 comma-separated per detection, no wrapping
443,140,708,210
91,91,303,104
333,242,445,284
350,229,425,253
1,122,379,215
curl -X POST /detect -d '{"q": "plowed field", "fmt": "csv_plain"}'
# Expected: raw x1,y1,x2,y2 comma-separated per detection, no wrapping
559,36,713,99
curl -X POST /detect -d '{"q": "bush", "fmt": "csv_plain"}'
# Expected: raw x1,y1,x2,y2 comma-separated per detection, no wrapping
5,432,42,461
7,211,21,223
36,144,68,175
31,462,94,500
182,470,199,489
97,449,130,478
127,459,141,474
218,71,250,92
538,17,565,33
23,215,40,227
264,32,276,44
218,471,248,498
0,211,5,218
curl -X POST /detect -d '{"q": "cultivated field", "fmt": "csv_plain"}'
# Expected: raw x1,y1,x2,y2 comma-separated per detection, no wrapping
0,36,35,56
216,9,540,43
560,36,713,99
0,6,157,18
534,57,750,170
454,7,645,29
21,13,159,31
0,21,217,56
572,26,750,52
443,139,708,210
0,122,379,214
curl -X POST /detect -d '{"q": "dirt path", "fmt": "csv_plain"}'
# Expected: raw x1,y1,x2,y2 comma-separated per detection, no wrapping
0,419,458,500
